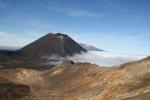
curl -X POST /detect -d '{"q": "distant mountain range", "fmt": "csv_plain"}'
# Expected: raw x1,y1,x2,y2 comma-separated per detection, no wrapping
79,43,105,51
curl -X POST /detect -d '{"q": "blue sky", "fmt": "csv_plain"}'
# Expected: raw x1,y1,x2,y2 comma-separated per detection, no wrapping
0,0,150,55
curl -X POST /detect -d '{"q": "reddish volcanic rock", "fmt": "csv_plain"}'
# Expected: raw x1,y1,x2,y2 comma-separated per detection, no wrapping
20,33,87,58
0,33,87,67
0,77,30,99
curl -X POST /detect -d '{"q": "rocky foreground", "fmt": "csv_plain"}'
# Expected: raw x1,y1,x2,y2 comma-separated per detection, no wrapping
0,57,150,100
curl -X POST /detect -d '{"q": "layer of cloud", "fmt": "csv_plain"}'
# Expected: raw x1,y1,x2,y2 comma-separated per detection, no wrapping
0,31,34,47
43,51,145,67
74,32,150,55
58,9,98,17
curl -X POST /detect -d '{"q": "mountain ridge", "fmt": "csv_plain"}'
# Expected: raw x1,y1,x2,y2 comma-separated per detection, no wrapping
0,33,87,67
20,33,87,57
79,43,105,51
0,57,149,100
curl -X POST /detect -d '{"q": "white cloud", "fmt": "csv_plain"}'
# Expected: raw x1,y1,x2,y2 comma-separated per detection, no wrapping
73,32,150,55
63,9,98,17
43,51,145,67
67,51,145,66
38,2,98,18
52,8,98,18
0,31,34,47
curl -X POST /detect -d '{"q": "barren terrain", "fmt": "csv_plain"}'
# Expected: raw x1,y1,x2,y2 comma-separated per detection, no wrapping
0,57,149,100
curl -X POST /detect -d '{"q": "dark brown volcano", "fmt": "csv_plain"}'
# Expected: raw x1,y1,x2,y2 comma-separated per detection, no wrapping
0,33,86,68
20,33,87,58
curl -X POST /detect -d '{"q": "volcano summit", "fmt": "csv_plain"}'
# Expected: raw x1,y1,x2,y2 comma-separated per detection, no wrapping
0,33,87,68
20,33,86,57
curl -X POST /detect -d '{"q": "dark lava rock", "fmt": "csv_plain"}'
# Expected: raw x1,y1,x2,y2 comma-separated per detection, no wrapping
20,33,87,58
62,60,75,65
0,82,30,99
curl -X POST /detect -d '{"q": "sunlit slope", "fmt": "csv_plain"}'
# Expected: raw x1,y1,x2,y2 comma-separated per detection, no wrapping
0,57,149,100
